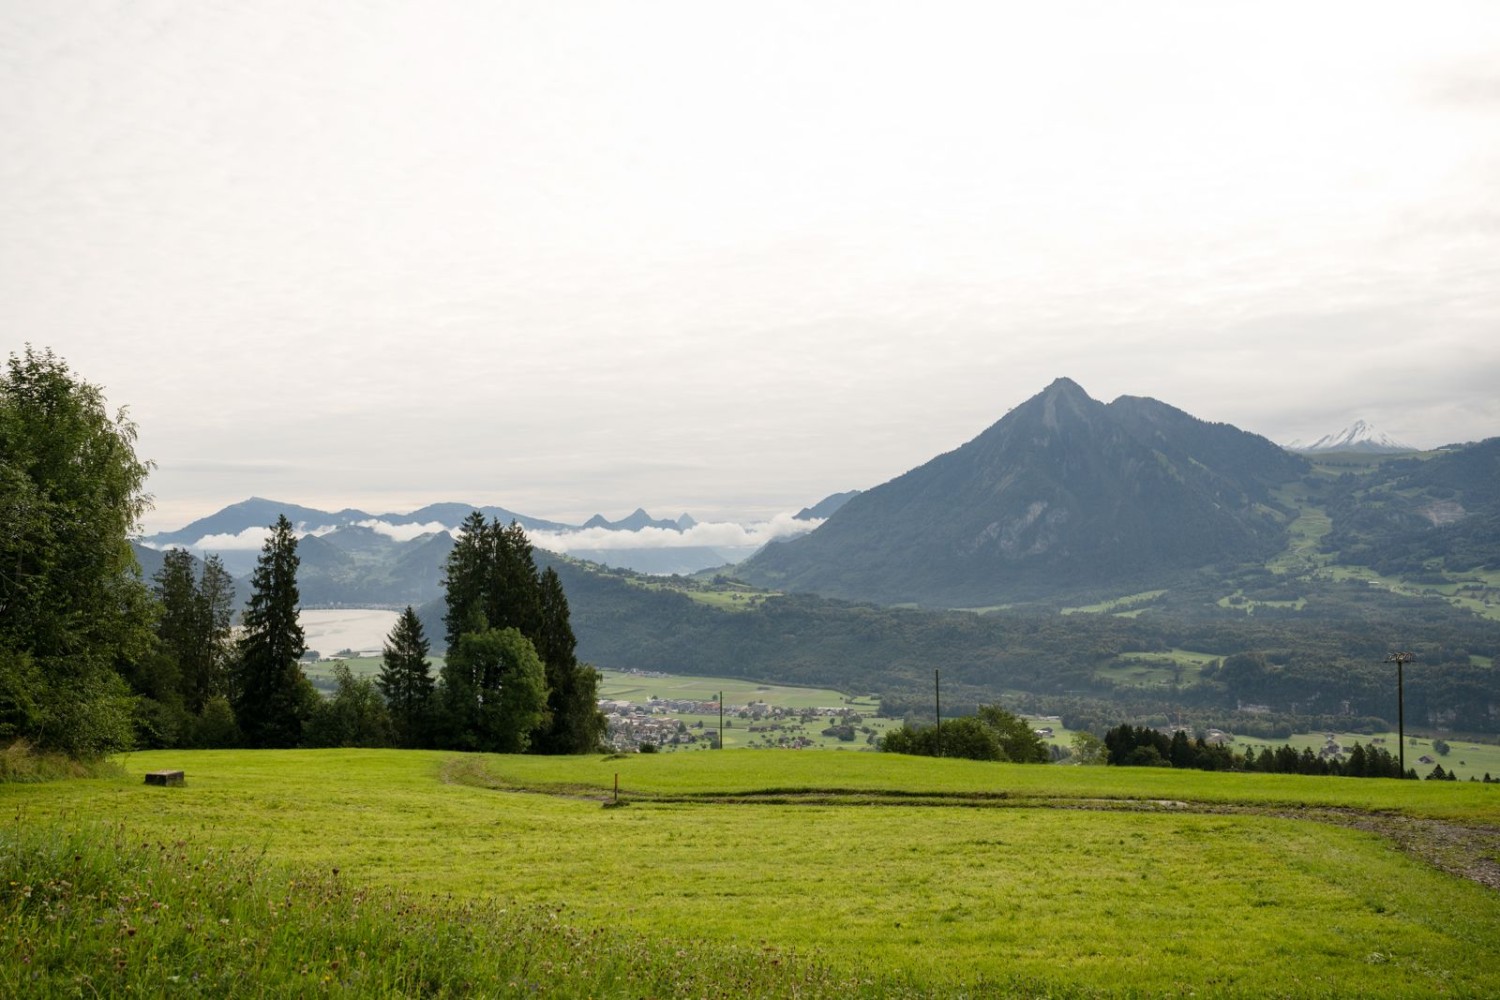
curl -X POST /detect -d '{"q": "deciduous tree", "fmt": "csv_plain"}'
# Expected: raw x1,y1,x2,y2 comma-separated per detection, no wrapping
0,347,152,757
441,627,548,753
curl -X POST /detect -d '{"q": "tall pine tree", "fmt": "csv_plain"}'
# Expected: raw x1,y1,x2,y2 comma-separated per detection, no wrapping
153,549,235,714
442,510,491,654
234,516,313,747
377,605,434,747
532,567,605,754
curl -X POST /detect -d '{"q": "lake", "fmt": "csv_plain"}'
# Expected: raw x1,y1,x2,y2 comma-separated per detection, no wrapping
300,608,401,658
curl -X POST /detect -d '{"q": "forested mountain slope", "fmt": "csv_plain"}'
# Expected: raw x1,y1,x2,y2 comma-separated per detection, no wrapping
741,378,1307,606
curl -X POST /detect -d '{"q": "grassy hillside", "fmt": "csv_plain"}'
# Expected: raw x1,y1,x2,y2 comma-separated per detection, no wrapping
5,750,1499,997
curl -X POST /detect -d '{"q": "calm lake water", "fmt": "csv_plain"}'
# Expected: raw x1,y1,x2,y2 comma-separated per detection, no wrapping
300,608,400,658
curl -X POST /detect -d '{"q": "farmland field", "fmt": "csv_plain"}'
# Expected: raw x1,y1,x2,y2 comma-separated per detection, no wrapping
5,749,1499,997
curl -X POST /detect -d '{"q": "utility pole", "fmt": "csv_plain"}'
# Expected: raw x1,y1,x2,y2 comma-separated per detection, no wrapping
719,690,724,750
1385,651,1414,777
934,668,942,757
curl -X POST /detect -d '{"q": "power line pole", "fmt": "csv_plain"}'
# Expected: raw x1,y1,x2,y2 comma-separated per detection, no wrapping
719,690,724,750
1385,651,1414,777
934,668,942,758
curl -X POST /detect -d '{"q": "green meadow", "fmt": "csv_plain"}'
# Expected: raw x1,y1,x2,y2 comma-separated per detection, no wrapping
5,749,1500,997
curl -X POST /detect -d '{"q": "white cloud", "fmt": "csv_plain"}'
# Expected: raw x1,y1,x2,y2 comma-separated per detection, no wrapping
527,513,821,553
186,526,274,551
355,519,453,543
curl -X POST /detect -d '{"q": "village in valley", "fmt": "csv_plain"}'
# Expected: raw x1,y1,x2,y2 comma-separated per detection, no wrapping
595,668,900,751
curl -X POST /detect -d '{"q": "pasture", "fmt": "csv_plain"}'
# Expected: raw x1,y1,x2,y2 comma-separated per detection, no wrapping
5,749,1500,997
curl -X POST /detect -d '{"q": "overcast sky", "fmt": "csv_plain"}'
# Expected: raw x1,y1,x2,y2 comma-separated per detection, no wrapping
4,1,1497,533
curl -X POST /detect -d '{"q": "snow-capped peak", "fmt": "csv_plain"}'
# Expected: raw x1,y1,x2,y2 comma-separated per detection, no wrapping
1287,420,1415,454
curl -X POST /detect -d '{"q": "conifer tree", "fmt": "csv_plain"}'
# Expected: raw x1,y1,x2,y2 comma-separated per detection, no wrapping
442,510,490,653
153,549,235,714
438,512,598,753
486,521,541,635
377,605,434,746
532,566,605,754
234,516,313,747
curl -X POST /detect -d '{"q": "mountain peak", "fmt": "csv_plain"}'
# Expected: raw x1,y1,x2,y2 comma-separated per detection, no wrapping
1288,420,1415,454
1043,376,1087,394
1011,377,1101,432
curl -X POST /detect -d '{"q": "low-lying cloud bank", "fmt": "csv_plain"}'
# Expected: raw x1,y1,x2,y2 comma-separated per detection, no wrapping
354,519,452,543
525,513,821,553
149,513,821,557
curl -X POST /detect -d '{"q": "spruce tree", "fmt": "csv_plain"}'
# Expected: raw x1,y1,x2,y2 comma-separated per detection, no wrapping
377,606,434,747
234,516,312,747
533,566,605,754
486,521,541,635
442,510,490,653
153,550,235,714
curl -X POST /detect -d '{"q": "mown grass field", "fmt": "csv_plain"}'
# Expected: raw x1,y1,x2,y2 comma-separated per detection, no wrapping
5,749,1500,997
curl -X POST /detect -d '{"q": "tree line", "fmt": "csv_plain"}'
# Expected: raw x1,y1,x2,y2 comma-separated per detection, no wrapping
0,347,603,759
1101,723,1416,779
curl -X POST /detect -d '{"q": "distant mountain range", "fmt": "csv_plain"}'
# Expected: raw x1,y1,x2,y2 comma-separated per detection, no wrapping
135,494,840,601
144,497,574,551
1286,420,1415,454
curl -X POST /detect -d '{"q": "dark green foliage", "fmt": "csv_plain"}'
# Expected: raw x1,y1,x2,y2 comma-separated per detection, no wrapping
440,627,548,753
975,704,1051,763
376,606,434,747
880,704,1047,763
234,516,315,747
305,663,393,747
190,695,240,748
1104,722,1408,779
439,516,598,753
0,348,153,757
532,567,605,754
442,515,541,650
442,511,493,652
151,548,235,714
883,716,1004,760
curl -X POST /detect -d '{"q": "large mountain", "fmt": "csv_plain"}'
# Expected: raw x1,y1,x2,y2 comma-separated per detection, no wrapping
739,378,1308,606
